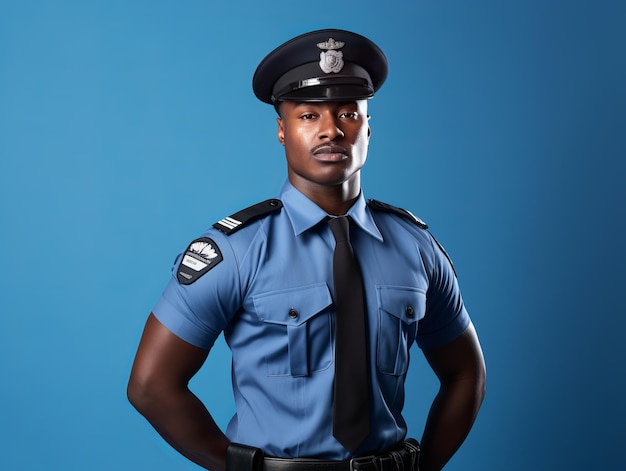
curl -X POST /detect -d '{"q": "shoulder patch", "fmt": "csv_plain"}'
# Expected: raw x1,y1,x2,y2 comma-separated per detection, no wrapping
367,199,428,229
177,237,224,285
213,198,283,235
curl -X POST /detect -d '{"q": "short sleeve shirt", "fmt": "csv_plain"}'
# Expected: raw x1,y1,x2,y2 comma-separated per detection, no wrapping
153,180,470,459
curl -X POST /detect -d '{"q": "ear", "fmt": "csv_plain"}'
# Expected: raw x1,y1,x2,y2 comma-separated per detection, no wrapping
277,117,285,145
367,115,372,141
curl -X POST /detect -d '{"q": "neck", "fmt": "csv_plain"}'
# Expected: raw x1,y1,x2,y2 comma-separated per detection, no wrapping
288,174,361,216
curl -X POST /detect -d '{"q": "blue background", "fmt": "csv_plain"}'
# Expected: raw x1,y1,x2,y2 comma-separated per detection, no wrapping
1,1,624,469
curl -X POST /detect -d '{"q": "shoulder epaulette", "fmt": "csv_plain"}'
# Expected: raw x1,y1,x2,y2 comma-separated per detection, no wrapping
213,198,283,235
367,199,428,229
368,199,458,276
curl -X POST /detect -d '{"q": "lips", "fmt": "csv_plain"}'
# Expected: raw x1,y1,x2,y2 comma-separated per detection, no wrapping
312,145,350,162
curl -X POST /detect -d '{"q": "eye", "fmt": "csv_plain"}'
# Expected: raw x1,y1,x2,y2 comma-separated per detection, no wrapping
339,111,359,120
299,113,318,120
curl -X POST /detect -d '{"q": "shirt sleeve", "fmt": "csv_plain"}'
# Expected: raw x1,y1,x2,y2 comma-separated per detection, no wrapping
152,230,242,351
416,232,471,350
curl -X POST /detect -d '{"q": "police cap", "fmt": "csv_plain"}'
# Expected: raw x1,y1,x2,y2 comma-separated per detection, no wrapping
253,29,388,105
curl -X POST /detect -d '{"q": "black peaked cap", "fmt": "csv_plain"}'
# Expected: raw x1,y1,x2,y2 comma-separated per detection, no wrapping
253,29,388,105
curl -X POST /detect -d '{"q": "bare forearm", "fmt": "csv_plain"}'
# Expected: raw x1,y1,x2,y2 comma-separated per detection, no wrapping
419,377,485,471
129,385,229,471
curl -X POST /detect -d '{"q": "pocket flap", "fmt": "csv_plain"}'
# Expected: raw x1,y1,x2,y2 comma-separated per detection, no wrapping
377,285,426,323
253,283,333,327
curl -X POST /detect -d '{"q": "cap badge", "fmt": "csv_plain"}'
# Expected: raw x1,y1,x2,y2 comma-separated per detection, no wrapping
317,38,345,74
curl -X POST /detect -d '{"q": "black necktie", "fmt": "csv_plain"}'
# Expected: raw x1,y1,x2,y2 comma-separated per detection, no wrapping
328,216,371,453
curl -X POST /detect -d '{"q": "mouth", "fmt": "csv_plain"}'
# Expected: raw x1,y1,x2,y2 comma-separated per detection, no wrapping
312,145,350,162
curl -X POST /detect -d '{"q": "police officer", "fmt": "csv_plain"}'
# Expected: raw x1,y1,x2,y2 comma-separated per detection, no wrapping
128,29,486,471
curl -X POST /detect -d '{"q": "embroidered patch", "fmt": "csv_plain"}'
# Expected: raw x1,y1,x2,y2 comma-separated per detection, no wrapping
177,237,223,285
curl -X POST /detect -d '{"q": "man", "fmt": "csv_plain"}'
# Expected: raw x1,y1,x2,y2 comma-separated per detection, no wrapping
128,29,486,471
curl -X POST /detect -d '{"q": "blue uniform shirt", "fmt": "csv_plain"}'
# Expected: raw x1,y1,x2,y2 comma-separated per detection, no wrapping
153,181,470,459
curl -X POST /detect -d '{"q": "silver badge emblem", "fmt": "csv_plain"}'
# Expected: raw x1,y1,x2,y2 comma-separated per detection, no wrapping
317,38,345,74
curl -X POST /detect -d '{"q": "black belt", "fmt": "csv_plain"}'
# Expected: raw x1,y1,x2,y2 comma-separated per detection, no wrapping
260,440,420,471
263,456,402,471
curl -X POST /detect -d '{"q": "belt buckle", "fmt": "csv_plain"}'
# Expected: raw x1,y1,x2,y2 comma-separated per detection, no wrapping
350,456,376,471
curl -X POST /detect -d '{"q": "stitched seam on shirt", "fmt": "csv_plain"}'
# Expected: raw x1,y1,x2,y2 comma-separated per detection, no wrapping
236,218,271,300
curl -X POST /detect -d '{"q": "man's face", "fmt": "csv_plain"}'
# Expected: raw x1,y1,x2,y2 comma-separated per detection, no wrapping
277,100,370,191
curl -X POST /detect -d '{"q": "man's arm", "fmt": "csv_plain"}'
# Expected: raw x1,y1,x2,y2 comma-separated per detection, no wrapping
419,323,486,471
127,313,230,471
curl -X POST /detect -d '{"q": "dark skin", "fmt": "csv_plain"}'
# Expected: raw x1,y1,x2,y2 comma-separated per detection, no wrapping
276,100,370,215
420,323,486,471
127,314,229,471
127,100,486,471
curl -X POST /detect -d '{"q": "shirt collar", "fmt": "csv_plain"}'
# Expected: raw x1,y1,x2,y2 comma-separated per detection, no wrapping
280,180,383,241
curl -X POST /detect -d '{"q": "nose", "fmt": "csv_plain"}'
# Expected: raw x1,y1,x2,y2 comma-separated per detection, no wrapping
318,111,344,141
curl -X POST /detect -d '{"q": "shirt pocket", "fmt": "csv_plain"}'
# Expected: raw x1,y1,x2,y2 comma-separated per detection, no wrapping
253,283,333,377
376,285,426,376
